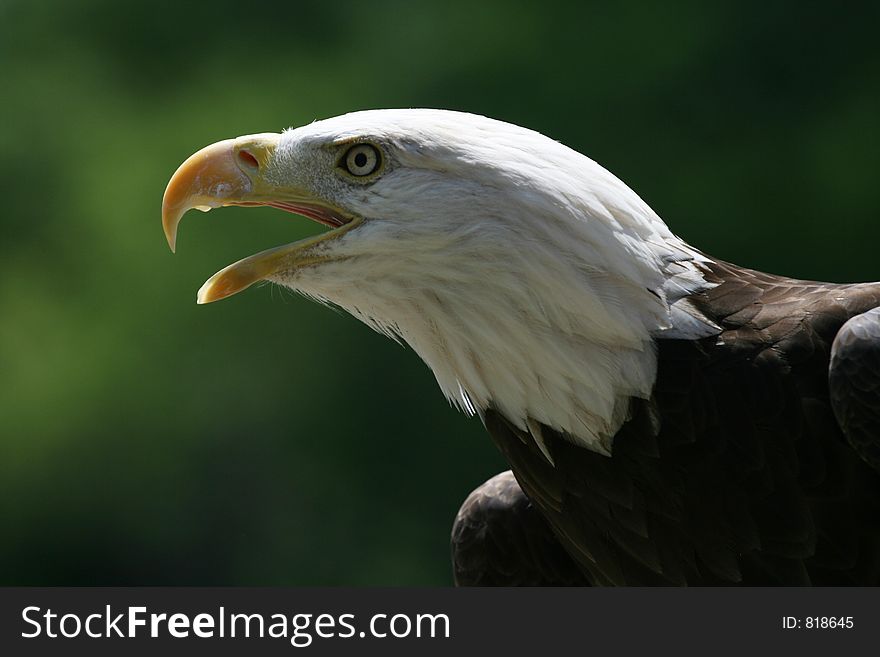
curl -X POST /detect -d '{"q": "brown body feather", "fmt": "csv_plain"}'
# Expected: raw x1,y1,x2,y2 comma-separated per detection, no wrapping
458,261,880,585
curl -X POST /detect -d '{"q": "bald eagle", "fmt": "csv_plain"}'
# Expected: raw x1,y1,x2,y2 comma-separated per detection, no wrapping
163,110,880,585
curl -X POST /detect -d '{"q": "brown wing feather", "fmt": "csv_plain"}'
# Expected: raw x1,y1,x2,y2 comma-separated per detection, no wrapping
484,260,880,585
830,307,880,472
451,471,591,586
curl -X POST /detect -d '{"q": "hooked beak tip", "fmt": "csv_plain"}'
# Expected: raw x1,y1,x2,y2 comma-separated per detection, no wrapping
163,210,180,253
160,137,250,254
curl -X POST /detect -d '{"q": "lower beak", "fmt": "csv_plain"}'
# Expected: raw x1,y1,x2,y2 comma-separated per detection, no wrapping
195,217,362,304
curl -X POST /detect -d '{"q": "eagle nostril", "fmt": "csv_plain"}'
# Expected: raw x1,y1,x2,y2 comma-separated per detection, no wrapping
237,149,259,171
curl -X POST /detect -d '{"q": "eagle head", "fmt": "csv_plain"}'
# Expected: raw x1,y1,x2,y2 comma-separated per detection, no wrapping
163,109,716,455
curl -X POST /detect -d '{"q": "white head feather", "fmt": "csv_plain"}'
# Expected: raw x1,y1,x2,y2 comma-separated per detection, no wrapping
268,109,717,456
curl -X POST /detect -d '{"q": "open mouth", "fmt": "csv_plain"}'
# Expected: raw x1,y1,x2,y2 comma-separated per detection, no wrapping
161,134,360,305
188,202,360,306
229,201,349,230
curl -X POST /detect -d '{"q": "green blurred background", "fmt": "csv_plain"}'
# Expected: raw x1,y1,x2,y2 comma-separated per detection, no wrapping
1,0,877,584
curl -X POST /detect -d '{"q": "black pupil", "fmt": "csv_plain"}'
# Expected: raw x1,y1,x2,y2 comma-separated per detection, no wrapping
353,151,368,169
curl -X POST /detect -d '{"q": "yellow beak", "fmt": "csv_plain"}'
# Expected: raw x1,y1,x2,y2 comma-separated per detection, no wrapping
162,134,360,304
161,134,280,253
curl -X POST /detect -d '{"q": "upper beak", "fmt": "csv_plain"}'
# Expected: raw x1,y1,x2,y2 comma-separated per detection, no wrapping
162,133,280,253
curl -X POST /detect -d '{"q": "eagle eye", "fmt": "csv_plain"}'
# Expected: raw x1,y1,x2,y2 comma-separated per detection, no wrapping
342,143,381,177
